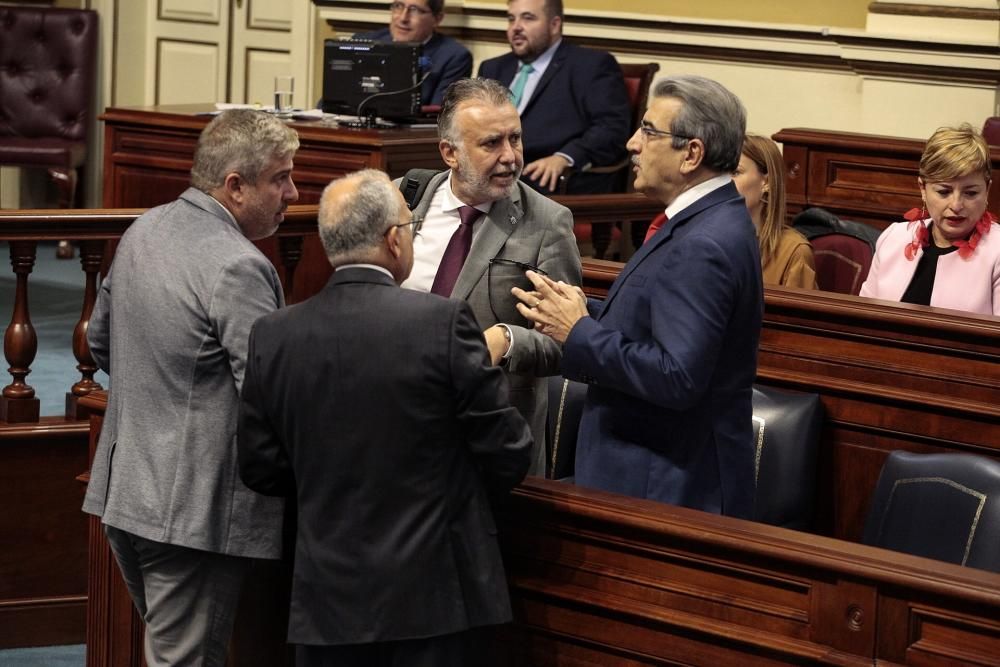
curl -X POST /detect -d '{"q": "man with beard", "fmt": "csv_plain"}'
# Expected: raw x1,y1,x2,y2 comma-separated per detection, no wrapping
400,77,581,476
84,109,300,666
352,0,472,107
478,0,630,194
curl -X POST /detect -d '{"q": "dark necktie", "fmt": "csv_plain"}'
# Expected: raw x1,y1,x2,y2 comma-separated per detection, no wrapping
430,205,480,296
644,212,668,244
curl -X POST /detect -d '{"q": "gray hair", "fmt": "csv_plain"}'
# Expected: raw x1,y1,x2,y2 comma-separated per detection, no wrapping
438,78,514,145
318,169,401,265
190,109,300,191
653,75,746,173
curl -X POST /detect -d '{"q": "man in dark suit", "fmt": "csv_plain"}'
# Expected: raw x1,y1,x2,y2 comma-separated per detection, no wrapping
515,75,763,519
238,169,532,667
399,77,581,476
477,0,630,194
354,0,472,106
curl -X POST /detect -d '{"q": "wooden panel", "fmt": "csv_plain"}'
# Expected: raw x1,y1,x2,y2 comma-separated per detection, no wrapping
246,0,292,31
0,419,90,648
156,40,222,105
243,49,292,108
774,127,1000,229
158,0,222,24
495,479,1000,667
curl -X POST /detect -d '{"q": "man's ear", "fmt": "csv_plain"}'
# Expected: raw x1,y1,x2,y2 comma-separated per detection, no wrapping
439,139,458,170
223,172,244,203
679,139,705,174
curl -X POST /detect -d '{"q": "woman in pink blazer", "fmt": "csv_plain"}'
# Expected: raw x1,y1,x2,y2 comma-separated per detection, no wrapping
860,124,999,316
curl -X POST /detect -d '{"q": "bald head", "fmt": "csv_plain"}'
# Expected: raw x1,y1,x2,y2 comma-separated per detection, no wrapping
318,169,414,283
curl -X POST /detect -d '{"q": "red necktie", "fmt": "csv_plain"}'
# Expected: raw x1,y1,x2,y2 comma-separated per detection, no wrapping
644,213,668,244
430,205,480,296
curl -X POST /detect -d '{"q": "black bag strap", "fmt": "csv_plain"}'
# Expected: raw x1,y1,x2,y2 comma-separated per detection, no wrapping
398,168,442,211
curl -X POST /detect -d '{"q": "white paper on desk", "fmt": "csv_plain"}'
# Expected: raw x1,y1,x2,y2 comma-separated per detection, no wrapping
212,103,324,120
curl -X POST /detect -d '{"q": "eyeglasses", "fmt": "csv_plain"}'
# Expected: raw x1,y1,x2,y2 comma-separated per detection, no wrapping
390,2,432,16
639,123,692,142
384,218,422,238
487,257,548,324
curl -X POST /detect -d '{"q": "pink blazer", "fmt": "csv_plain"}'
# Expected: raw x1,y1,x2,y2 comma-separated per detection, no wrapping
859,218,1000,317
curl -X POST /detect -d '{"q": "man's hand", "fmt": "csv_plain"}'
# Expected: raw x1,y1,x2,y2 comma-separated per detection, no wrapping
483,325,510,366
522,155,570,192
513,271,588,344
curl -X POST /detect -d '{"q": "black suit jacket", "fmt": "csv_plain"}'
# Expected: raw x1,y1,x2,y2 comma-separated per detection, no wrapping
478,41,631,194
238,267,532,645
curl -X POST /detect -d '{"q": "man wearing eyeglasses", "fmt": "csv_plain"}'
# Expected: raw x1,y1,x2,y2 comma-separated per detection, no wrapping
353,0,472,107
238,169,531,667
478,0,630,193
515,75,763,519
400,77,581,477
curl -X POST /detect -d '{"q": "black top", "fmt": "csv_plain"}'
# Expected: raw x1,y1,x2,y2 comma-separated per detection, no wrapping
900,242,959,306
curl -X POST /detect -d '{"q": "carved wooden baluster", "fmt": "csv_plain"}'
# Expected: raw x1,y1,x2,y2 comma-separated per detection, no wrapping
591,223,612,260
66,239,106,419
278,235,303,303
1,240,40,423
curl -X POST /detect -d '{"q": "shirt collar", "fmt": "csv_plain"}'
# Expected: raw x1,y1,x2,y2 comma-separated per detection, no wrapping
665,173,732,220
336,263,394,279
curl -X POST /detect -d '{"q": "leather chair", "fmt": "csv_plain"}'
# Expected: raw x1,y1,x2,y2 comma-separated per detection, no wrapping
0,7,99,209
545,377,824,530
982,117,1000,146
863,451,1000,572
750,385,823,530
792,207,882,295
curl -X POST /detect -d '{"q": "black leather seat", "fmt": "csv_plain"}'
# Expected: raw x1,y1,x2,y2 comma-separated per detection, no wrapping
863,451,1000,572
0,7,98,208
750,385,822,530
545,378,823,530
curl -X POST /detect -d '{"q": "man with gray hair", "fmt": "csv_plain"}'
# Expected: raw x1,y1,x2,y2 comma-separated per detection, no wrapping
401,77,581,476
238,169,531,666
84,109,299,666
515,75,763,518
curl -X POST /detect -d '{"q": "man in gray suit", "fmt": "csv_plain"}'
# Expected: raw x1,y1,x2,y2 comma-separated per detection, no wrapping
400,77,581,476
83,109,300,667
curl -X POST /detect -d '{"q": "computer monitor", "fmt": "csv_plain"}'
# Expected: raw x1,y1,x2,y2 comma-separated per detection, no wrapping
321,40,421,120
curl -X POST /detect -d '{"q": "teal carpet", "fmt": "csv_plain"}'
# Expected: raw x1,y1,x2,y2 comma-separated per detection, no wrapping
0,644,85,666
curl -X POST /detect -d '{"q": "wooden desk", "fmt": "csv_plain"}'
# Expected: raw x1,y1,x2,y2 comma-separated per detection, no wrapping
100,105,443,208
774,127,1000,230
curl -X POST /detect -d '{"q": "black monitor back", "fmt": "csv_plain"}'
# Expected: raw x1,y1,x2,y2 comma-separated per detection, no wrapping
321,40,421,119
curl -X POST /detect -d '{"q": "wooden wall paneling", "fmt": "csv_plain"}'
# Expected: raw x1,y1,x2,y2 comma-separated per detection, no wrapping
0,419,90,648
155,40,222,106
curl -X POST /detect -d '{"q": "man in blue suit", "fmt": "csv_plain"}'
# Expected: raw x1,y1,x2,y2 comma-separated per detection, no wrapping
354,0,472,107
478,0,630,194
515,75,763,519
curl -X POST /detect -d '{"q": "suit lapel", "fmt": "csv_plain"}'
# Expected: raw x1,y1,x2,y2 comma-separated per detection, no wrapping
450,190,522,299
521,42,568,115
599,182,741,317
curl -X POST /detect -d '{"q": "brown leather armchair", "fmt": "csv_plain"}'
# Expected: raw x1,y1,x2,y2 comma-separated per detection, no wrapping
0,7,98,209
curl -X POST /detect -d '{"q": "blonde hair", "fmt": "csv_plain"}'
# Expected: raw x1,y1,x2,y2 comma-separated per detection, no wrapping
741,134,787,267
920,124,992,186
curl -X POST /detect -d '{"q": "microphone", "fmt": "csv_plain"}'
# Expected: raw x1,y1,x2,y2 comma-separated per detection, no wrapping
355,71,431,124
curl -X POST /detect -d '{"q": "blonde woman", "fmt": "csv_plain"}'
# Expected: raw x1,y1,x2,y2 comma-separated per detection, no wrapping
733,134,817,289
860,124,998,316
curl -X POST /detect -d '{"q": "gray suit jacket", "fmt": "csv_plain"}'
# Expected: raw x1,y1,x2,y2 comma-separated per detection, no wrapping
83,188,285,559
408,172,582,474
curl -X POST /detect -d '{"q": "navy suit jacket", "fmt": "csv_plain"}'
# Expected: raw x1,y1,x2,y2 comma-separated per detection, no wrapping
354,28,472,106
478,41,631,194
561,181,763,518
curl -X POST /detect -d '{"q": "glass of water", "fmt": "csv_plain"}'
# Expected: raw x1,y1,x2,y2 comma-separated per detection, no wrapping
274,75,294,118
